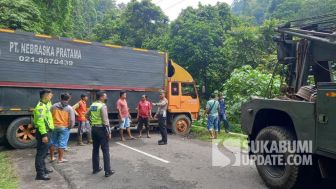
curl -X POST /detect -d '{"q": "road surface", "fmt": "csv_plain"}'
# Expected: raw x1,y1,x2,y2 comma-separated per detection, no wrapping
8,132,267,189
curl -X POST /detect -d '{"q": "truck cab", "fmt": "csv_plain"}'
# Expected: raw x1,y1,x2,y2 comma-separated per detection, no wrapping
166,60,200,135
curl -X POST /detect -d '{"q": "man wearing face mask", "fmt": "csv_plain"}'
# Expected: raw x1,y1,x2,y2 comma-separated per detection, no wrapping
89,91,114,177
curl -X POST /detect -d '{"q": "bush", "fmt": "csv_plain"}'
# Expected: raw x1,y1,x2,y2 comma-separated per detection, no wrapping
221,65,281,125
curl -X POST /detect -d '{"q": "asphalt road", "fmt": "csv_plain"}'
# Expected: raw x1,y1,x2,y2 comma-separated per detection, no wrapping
7,132,267,189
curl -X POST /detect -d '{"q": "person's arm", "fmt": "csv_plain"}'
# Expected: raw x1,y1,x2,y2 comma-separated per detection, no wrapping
137,103,140,119
69,107,76,128
72,102,79,116
101,105,110,126
116,101,122,119
153,100,167,106
149,105,153,119
204,101,210,116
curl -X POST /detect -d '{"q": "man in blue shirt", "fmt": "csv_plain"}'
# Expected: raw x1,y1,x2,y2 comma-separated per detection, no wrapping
218,93,230,133
205,93,220,139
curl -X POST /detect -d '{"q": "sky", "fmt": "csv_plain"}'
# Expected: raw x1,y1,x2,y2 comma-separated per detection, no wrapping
116,0,233,20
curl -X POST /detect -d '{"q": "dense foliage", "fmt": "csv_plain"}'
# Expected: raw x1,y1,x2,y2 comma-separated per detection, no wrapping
222,65,281,124
232,0,336,24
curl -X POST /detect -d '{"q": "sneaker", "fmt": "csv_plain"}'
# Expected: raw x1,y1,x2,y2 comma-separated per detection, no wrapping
93,167,103,174
105,170,115,177
158,141,167,145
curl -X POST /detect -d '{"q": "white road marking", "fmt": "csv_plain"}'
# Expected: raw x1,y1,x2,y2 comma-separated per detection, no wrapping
116,142,170,164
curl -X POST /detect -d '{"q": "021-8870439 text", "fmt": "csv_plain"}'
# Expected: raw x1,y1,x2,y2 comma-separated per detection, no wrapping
18,55,74,66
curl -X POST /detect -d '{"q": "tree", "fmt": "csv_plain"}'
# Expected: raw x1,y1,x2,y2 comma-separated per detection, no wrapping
115,0,169,47
34,0,74,37
0,0,43,33
222,65,281,124
169,3,234,96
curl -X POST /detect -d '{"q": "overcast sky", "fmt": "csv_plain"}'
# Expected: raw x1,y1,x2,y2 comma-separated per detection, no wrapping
116,0,233,20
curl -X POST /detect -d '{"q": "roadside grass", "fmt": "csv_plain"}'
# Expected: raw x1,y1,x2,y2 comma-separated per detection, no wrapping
190,125,248,150
0,151,18,189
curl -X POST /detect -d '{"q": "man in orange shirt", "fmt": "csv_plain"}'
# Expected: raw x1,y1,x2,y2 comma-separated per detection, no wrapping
73,93,92,145
50,93,75,163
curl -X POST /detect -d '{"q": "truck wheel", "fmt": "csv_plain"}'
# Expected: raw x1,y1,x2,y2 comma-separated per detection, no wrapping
6,117,37,149
171,115,191,135
254,126,301,189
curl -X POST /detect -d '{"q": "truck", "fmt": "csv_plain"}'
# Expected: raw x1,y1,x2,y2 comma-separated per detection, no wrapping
241,14,336,189
0,28,200,149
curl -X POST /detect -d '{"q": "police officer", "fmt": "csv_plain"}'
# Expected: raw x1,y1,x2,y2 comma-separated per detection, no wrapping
89,91,115,177
152,90,169,145
34,89,55,180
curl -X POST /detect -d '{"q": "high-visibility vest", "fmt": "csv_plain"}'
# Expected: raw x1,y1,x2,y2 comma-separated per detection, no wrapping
33,101,55,135
89,101,104,125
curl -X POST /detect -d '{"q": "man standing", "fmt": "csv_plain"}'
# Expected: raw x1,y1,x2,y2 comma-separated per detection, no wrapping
137,95,152,138
50,93,75,163
73,93,92,145
205,93,220,139
89,91,114,177
117,91,135,141
218,93,231,133
152,90,168,145
34,89,54,180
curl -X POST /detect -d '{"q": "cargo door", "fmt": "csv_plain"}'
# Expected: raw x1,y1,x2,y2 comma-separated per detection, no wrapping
316,82,336,155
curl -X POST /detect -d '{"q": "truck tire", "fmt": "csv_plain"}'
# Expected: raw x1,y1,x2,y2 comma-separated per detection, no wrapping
171,114,191,135
6,117,37,149
254,126,302,189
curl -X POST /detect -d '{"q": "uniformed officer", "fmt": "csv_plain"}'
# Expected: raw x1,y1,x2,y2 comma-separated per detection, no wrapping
89,91,115,177
152,90,169,145
34,89,55,180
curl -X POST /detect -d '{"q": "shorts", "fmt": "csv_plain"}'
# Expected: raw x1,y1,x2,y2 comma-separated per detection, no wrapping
137,117,149,131
119,117,131,129
78,121,91,134
51,127,70,149
207,115,219,132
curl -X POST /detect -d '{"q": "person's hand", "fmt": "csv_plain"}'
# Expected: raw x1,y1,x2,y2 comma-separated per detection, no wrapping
150,116,153,120
137,115,139,119
108,133,112,140
42,136,48,144
154,114,158,119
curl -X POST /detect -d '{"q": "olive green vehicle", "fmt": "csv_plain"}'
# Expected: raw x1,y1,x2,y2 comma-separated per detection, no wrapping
241,14,336,189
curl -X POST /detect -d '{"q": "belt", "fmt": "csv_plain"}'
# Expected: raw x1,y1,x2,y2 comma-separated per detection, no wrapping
92,124,104,127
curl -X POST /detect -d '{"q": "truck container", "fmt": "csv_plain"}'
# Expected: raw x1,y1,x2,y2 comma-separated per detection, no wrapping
0,28,200,149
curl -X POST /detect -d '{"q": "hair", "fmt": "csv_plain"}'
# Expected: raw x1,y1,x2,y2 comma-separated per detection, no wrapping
39,89,52,99
81,93,88,99
61,93,71,101
120,91,126,97
96,91,106,100
210,93,216,99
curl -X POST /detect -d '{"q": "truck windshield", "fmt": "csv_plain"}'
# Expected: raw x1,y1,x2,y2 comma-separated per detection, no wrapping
181,83,197,99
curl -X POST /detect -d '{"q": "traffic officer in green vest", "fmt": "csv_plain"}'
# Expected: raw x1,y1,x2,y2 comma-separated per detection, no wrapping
89,91,115,177
34,89,55,180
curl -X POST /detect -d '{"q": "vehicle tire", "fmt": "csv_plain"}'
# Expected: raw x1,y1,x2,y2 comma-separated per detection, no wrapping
171,114,191,135
6,117,37,149
254,126,313,189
